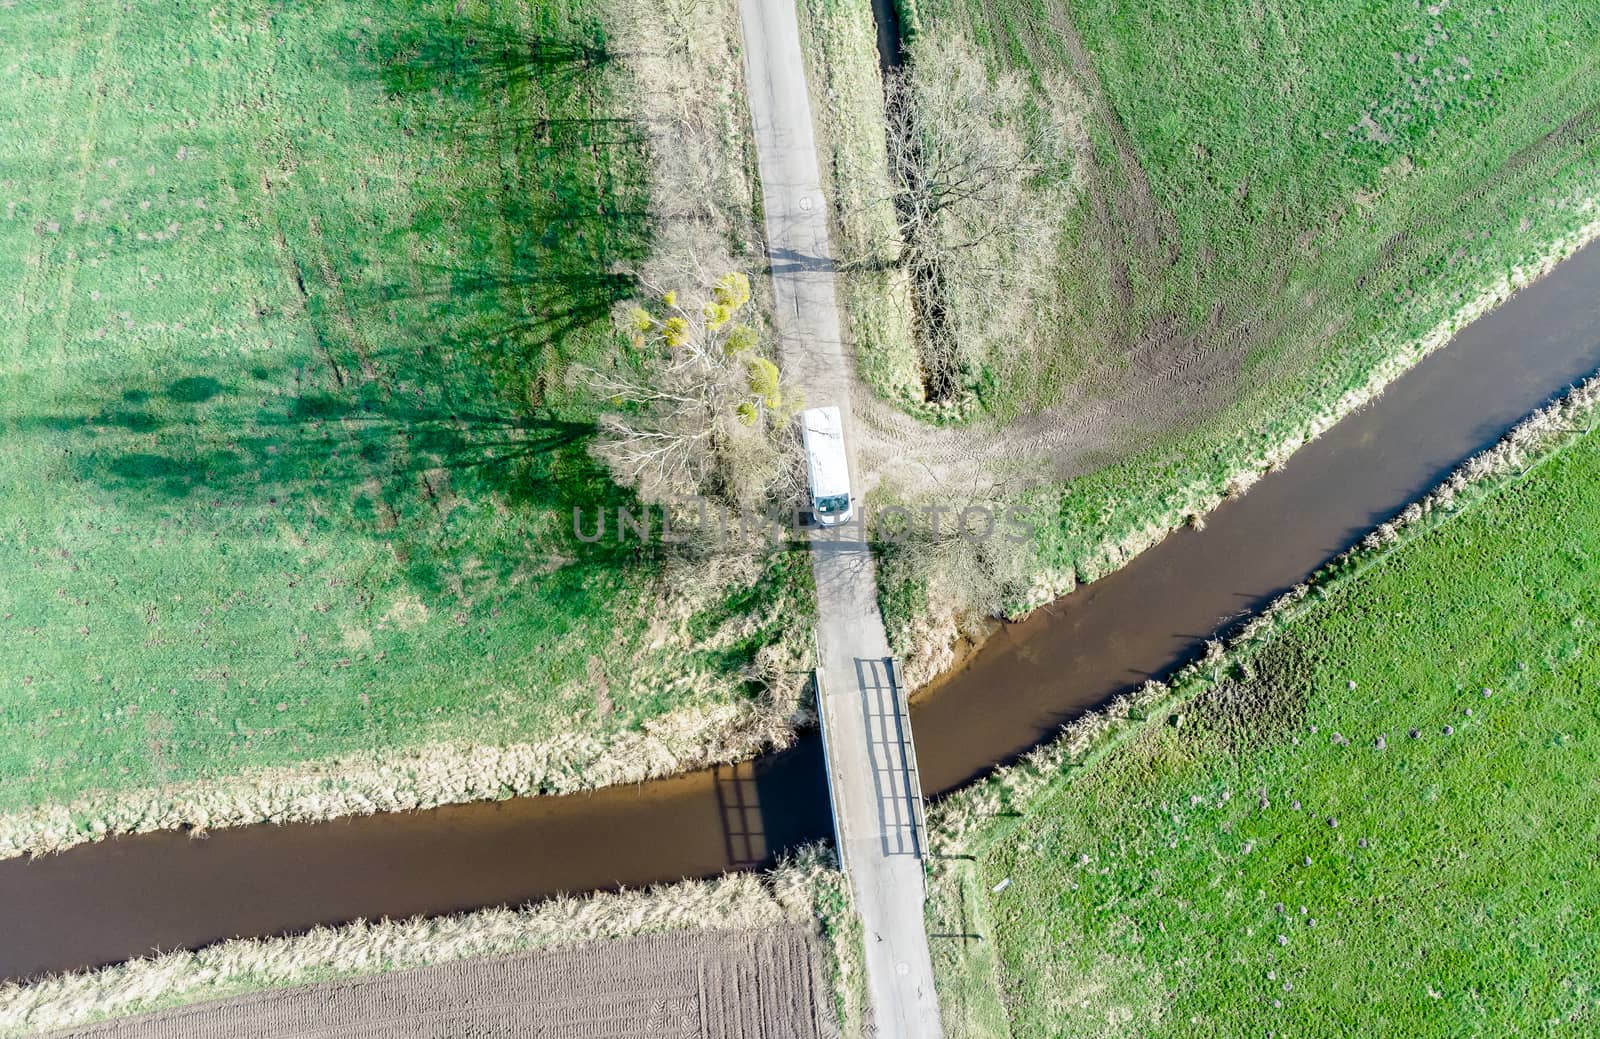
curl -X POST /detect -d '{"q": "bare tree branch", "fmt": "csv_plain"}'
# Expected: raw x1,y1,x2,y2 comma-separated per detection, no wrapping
583,272,804,510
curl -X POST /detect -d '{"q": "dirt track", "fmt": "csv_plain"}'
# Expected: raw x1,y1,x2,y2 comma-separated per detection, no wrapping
45,928,835,1039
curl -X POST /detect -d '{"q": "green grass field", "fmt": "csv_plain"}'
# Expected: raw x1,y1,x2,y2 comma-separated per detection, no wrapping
931,428,1600,1037
871,0,1600,654
908,0,1600,420
0,0,805,820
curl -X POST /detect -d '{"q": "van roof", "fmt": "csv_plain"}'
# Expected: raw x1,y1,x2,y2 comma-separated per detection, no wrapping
801,406,850,497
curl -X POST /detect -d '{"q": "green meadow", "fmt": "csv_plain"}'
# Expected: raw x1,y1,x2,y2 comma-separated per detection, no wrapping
907,0,1600,419
932,427,1600,1037
0,0,804,816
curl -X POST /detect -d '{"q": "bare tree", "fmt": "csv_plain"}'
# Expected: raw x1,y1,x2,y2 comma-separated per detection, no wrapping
585,273,804,508
885,73,1054,268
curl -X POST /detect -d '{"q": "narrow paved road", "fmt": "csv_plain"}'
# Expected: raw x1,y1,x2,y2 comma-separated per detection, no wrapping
737,1,944,1036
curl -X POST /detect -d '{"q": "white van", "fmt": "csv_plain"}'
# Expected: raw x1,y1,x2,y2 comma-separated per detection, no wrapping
801,406,853,526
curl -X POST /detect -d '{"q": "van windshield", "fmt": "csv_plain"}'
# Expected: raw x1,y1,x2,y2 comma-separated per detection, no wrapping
815,494,850,515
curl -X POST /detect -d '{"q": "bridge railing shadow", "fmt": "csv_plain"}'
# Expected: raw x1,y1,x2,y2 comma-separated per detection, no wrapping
712,760,767,868
853,656,927,859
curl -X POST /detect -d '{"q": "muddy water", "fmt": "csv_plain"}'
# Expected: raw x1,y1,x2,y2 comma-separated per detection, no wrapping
2,243,1599,982
870,0,906,70
0,744,831,980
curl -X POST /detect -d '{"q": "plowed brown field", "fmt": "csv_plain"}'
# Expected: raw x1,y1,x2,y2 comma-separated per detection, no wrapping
45,928,835,1039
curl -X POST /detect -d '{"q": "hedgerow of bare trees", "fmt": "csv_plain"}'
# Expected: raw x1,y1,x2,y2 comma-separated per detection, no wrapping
883,37,1082,401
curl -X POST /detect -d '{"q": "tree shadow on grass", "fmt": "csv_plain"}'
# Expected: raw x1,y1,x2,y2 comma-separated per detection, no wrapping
11,363,650,594
373,15,613,99
367,262,643,409
6,8,663,606
343,9,654,411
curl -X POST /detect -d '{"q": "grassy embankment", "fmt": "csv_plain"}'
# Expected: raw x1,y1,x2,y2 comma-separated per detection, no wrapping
844,0,1600,670
0,0,811,856
0,849,854,1037
795,0,922,414
926,381,1600,1037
